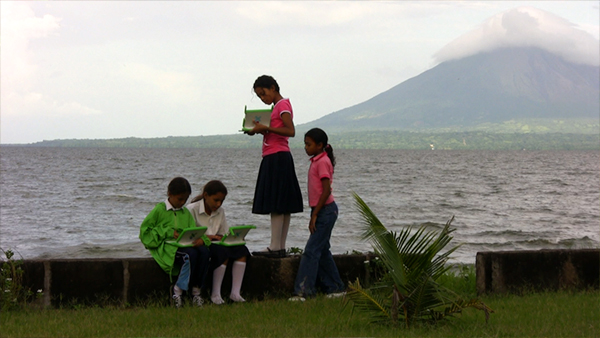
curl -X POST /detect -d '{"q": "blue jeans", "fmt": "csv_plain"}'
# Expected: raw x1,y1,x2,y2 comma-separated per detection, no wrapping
174,245,210,292
294,202,344,297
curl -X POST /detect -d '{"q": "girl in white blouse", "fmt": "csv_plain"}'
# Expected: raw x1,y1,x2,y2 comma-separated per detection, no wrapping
187,180,250,304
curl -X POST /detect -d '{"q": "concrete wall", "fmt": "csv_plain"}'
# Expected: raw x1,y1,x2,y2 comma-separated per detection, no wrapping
19,254,373,307
476,249,599,294
14,249,599,307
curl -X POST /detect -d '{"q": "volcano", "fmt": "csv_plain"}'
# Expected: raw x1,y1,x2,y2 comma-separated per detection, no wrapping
300,47,599,132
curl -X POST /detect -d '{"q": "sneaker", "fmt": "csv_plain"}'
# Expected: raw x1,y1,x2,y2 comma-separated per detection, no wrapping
211,295,225,305
230,294,246,303
172,294,183,308
192,295,204,307
170,285,183,308
288,295,306,302
326,292,346,299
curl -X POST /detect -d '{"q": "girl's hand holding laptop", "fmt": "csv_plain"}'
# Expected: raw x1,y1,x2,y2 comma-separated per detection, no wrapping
207,234,223,241
251,120,269,135
173,229,205,247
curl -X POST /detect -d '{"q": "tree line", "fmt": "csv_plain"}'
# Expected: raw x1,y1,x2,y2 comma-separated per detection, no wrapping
17,131,599,150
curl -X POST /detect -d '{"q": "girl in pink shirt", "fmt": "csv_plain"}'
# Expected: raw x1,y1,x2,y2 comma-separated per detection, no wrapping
246,75,303,258
290,128,344,300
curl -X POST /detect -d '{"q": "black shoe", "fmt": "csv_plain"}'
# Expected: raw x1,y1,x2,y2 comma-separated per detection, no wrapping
252,248,286,258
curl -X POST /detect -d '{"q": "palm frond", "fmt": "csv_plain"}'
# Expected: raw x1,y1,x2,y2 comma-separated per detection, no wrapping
344,279,391,324
353,192,407,289
429,298,495,323
350,193,492,327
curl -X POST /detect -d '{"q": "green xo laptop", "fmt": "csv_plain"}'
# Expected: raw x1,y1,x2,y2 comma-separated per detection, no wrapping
212,225,256,246
167,227,208,248
241,106,272,132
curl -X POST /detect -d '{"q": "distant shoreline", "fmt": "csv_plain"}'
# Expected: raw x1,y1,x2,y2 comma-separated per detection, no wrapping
2,130,599,150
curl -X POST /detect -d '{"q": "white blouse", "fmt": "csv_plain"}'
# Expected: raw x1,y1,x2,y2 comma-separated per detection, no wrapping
186,199,228,236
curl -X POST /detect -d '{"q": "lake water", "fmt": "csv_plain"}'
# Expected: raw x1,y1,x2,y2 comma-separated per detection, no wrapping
1,147,598,265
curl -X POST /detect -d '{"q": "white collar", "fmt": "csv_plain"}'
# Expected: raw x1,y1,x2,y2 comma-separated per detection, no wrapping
165,198,183,211
194,198,221,217
197,199,208,215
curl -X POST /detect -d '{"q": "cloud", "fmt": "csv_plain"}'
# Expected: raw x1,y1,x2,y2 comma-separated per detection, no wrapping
119,63,199,102
433,6,600,66
0,2,61,91
2,91,102,117
0,2,103,120
235,1,371,27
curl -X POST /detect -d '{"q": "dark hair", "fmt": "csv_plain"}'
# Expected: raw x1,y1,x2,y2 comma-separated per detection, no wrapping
168,177,192,195
190,180,228,203
253,75,280,92
305,128,335,168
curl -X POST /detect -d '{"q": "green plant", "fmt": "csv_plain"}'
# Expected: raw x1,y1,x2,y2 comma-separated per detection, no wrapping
344,193,492,328
288,247,304,255
438,265,477,298
0,248,41,311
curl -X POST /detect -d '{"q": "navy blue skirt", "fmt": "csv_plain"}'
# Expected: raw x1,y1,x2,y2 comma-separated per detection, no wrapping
252,151,303,215
209,244,250,271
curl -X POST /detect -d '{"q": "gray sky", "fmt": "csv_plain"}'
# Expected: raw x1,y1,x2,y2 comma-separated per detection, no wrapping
1,1,598,144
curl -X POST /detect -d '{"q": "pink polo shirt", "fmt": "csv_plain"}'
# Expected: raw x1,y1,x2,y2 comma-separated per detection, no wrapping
262,98,293,157
308,152,335,207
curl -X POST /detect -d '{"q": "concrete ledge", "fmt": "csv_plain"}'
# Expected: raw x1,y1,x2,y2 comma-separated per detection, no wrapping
16,249,599,307
20,254,372,307
476,249,599,294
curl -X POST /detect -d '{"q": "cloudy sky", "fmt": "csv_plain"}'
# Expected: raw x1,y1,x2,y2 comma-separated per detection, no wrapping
1,1,598,144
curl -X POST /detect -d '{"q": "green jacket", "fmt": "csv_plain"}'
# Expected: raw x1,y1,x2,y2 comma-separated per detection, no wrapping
139,202,197,276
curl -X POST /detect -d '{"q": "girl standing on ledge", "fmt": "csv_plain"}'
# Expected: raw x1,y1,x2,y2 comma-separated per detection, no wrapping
246,75,303,258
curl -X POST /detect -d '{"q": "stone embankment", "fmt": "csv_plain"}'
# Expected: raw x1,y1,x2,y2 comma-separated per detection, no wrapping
15,249,599,307
476,249,598,294
20,254,373,307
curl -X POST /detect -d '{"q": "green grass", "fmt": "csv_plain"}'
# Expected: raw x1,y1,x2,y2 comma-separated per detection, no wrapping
1,289,598,337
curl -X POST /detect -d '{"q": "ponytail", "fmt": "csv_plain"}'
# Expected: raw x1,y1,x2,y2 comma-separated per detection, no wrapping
324,143,336,169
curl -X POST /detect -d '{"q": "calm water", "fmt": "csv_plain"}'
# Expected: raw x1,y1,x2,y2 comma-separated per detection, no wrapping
1,147,598,265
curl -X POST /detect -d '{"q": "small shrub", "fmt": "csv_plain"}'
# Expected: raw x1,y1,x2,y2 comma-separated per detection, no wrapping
0,248,42,311
288,247,303,255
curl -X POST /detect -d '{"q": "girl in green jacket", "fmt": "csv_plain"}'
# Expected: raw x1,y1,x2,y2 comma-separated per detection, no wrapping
139,177,210,308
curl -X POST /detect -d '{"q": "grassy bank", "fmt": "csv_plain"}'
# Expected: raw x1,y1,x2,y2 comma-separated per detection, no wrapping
1,289,598,337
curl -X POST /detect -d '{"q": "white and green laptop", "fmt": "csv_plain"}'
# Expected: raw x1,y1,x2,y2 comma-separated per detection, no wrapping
241,106,272,132
167,227,208,248
212,225,256,246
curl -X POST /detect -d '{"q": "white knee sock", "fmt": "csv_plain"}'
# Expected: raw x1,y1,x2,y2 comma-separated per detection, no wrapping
270,213,284,250
280,214,291,250
230,261,246,301
211,264,227,303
